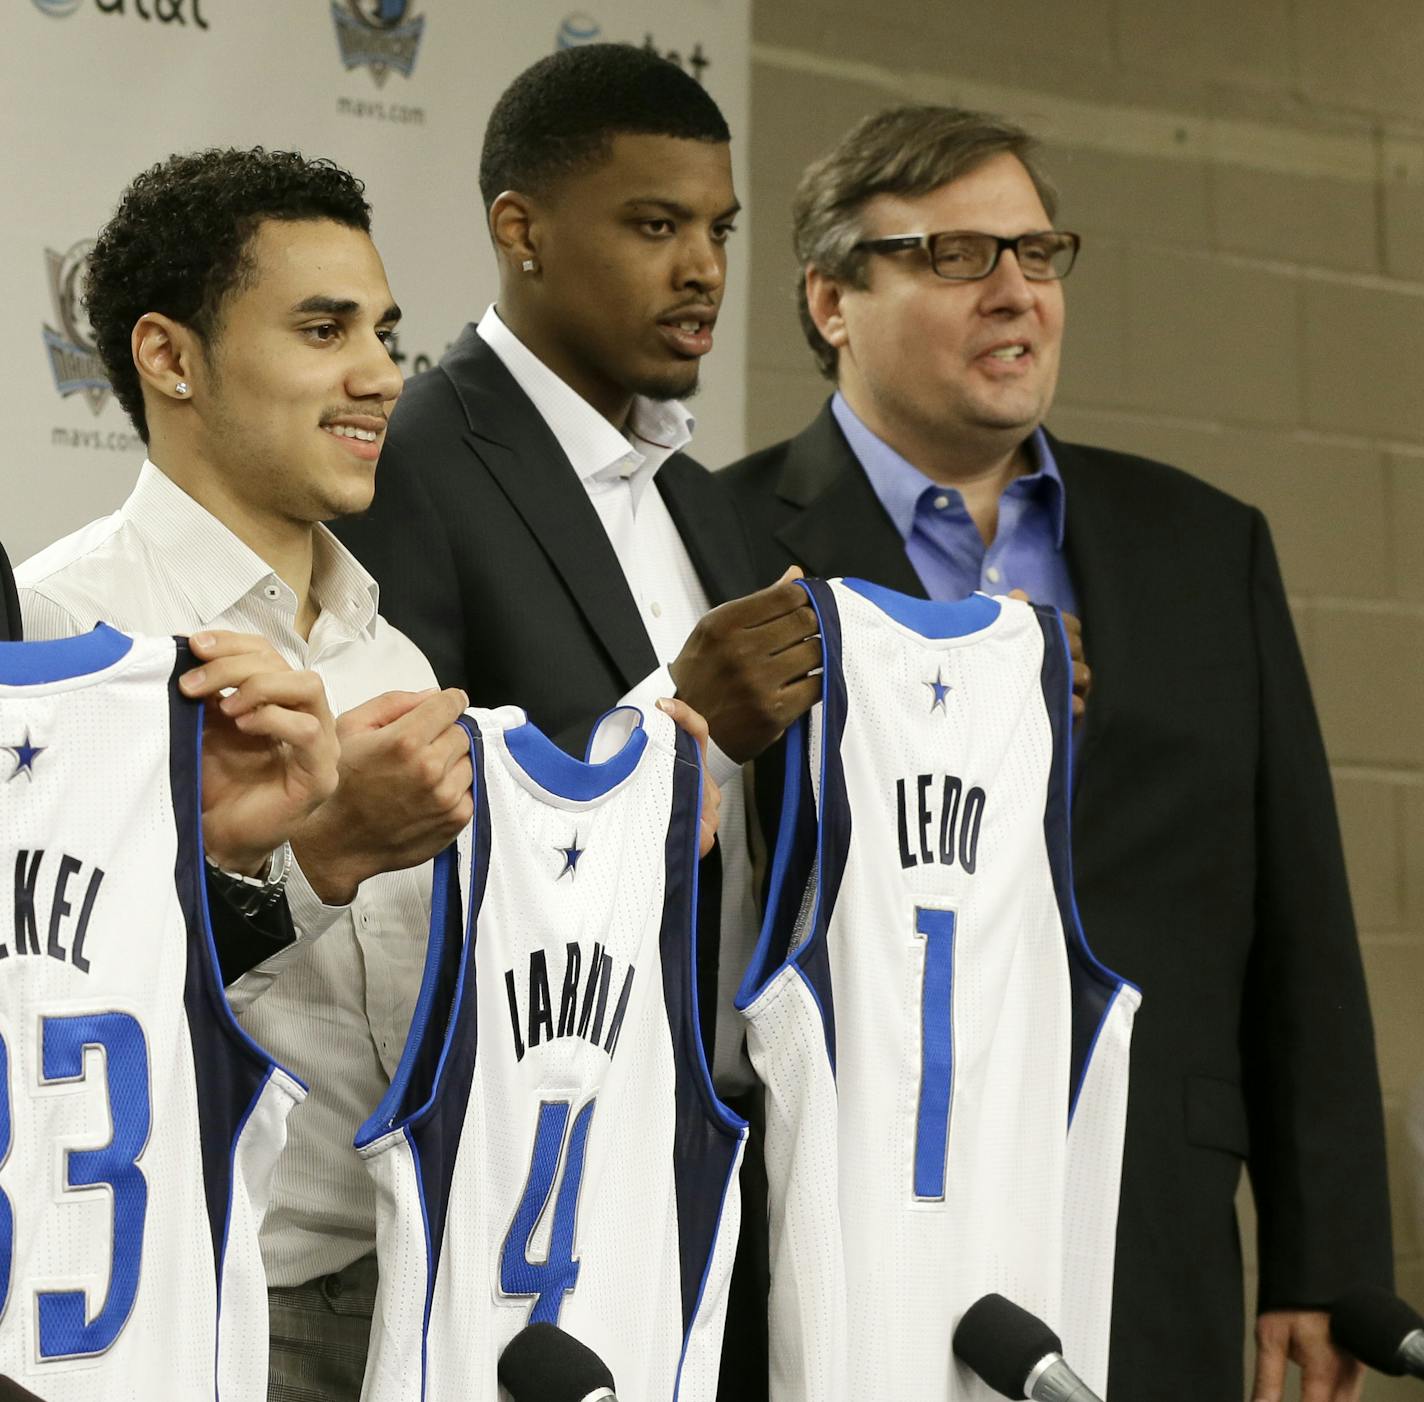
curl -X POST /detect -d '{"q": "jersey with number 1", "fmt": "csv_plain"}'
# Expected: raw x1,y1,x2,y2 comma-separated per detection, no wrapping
738,578,1141,1402
0,625,304,1400
356,704,746,1402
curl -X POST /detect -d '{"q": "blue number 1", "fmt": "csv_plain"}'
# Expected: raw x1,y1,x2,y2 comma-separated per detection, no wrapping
0,1013,152,1361
913,907,957,1201
500,1099,596,1324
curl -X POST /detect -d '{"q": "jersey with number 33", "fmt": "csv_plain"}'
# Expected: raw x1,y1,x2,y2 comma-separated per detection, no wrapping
356,704,746,1402
0,626,304,1400
738,579,1140,1402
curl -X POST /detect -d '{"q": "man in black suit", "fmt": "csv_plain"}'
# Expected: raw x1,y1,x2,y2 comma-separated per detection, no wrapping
335,45,821,1398
721,105,1390,1402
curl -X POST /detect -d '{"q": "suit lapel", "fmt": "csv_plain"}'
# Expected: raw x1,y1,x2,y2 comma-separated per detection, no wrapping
775,404,927,597
440,329,659,689
1054,434,1132,790
657,456,757,606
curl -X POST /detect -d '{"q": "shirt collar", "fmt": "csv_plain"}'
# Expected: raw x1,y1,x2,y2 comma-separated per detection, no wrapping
831,392,1067,548
477,304,694,503
122,459,380,634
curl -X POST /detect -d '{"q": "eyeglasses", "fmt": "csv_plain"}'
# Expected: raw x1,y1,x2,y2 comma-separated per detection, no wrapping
852,230,1081,282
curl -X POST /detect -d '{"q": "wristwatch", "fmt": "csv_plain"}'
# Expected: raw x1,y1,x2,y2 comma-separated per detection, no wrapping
205,841,293,917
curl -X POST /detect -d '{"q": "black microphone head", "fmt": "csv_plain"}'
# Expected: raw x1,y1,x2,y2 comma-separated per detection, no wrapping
1332,1285,1424,1375
498,1322,615,1401
953,1293,1063,1400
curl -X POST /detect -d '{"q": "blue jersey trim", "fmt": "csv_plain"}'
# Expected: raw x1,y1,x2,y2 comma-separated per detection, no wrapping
671,1131,744,1400
169,642,303,1314
840,578,1001,638
661,725,748,1344
0,622,133,684
211,1064,278,1402
409,1127,433,1402
1032,607,1139,1122
505,713,647,801
733,579,846,1072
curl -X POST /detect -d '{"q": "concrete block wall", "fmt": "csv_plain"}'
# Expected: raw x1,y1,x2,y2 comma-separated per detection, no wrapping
741,4,1424,1396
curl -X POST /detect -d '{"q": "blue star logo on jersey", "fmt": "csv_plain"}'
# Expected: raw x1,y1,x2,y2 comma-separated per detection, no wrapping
924,668,952,715
555,833,584,880
4,731,47,782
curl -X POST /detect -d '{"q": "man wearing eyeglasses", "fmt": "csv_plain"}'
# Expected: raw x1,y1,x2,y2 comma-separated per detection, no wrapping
723,105,1388,1402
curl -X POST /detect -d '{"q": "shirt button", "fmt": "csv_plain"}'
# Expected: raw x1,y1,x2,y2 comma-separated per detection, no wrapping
933,494,951,510
263,584,281,601
985,566,1002,585
322,1275,343,1302
360,910,372,929
650,601,663,618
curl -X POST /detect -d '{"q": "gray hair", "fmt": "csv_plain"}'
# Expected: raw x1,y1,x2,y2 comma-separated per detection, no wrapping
792,105,1058,378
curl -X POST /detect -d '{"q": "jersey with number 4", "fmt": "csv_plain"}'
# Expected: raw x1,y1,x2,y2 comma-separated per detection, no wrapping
738,579,1140,1402
356,704,746,1402
0,625,304,1400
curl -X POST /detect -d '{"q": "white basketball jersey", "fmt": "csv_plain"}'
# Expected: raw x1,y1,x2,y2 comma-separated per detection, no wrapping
0,625,304,1401
738,579,1140,1402
357,705,746,1402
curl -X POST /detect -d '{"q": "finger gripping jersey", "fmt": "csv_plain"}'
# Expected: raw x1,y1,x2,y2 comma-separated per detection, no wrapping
356,705,746,1402
0,625,303,1401
737,579,1140,1402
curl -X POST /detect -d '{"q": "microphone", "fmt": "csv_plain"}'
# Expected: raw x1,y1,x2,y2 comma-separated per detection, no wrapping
1331,1285,1424,1379
498,1322,617,1402
953,1293,1104,1402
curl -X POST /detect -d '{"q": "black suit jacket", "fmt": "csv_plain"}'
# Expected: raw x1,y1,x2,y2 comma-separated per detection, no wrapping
720,403,1393,1400
0,544,18,642
335,325,759,750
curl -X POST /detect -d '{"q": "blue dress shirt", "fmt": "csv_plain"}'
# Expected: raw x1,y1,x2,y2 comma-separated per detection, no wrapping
832,393,1079,617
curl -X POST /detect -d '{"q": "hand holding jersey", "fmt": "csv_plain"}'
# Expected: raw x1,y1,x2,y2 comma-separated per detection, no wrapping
177,629,339,877
290,685,474,904
668,567,823,764
1006,590,1090,718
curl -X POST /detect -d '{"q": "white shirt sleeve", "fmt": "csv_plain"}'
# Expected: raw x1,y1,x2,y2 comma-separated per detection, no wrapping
618,662,741,787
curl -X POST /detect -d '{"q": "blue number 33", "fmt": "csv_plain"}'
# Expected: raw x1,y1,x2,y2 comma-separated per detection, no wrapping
0,1013,151,1360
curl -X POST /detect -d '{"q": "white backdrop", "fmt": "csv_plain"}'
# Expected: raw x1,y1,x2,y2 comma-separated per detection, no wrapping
4,0,750,563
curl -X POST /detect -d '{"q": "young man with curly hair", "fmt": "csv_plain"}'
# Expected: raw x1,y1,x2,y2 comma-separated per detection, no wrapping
16,147,474,1400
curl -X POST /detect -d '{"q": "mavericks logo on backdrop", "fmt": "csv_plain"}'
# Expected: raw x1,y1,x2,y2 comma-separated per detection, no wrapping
42,241,111,416
31,0,83,16
331,0,424,86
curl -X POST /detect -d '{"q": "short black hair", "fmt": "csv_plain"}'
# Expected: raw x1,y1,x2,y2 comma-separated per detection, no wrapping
85,147,372,442
479,42,731,210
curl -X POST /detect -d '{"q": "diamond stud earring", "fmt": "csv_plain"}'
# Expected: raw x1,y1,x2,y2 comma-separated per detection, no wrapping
174,381,190,396
521,259,536,273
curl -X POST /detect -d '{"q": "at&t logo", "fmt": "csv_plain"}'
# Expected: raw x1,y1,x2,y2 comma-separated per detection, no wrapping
332,0,425,86
32,0,209,22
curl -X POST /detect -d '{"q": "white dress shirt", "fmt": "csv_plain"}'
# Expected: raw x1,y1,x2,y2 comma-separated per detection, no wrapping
479,308,760,1087
17,460,437,1285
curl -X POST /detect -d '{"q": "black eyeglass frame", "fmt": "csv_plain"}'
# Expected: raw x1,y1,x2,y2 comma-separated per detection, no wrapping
851,230,1082,282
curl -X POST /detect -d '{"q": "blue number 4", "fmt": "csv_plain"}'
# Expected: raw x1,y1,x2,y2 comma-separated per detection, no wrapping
500,1099,596,1325
0,1013,152,1360
913,907,957,1202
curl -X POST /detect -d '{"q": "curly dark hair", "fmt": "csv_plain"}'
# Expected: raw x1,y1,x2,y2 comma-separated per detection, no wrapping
85,147,372,442
479,42,730,211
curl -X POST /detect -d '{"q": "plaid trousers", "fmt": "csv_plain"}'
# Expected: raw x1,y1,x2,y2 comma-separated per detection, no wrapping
267,1253,378,1402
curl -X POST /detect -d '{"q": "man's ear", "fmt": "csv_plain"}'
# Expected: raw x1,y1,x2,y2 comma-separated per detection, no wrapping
132,312,201,401
489,190,541,276
805,266,850,353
